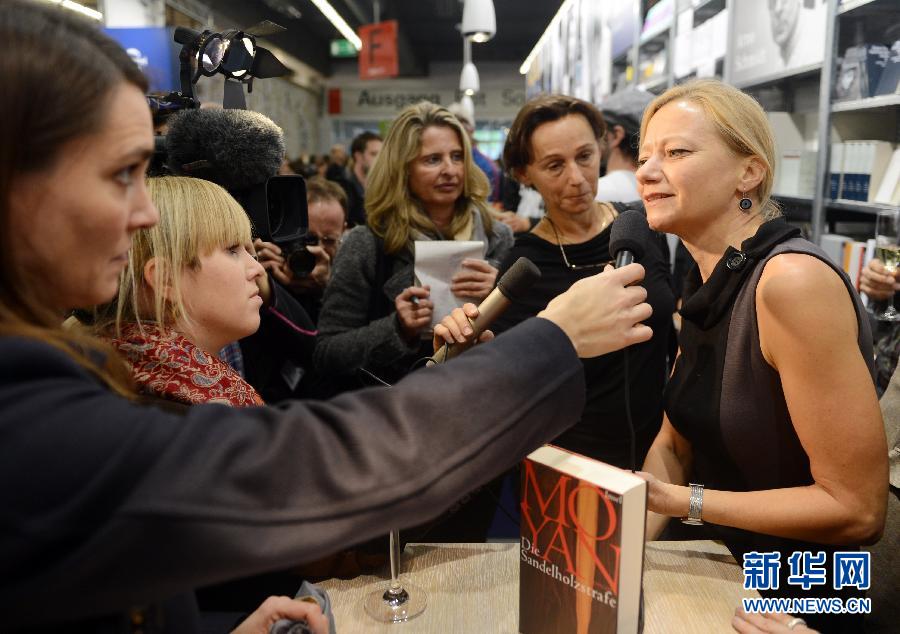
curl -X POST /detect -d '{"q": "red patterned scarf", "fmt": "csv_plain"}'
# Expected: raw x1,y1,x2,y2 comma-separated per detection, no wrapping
109,323,264,407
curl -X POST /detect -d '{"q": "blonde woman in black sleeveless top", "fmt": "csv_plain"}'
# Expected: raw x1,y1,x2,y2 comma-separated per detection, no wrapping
634,80,887,634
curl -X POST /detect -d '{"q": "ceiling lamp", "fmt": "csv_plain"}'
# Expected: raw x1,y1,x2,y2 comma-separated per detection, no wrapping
309,0,362,50
45,0,102,20
461,0,495,43
460,94,475,122
459,62,480,96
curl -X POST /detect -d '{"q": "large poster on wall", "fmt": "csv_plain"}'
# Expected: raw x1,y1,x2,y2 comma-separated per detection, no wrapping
730,0,827,86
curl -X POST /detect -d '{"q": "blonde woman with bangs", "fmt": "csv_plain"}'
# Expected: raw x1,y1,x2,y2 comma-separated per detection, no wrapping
96,176,267,407
315,101,513,388
632,80,886,633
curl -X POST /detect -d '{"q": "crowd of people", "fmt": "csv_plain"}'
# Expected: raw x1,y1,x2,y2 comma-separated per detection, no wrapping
0,1,896,633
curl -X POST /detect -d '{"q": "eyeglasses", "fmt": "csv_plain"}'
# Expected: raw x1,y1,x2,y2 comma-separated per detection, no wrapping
545,216,611,271
306,234,343,249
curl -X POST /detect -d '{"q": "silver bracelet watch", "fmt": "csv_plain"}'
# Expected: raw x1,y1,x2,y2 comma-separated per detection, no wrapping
681,482,704,525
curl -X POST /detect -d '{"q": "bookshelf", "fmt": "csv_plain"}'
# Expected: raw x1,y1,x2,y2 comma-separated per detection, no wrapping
521,0,899,245
831,94,900,113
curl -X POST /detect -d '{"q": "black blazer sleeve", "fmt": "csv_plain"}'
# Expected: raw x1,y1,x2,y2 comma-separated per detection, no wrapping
0,317,584,627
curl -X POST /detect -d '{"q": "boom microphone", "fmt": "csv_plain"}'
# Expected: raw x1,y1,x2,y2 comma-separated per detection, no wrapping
166,108,285,190
430,257,541,364
608,209,649,267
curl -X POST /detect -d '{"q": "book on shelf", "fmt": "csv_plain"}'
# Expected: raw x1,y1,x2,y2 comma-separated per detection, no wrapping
830,143,844,200
843,240,867,291
768,113,816,198
519,445,646,634
836,141,895,203
874,40,900,97
834,44,891,101
821,234,870,292
821,234,852,269
873,148,900,205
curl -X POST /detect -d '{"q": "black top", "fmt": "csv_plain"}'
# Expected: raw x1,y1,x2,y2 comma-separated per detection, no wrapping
0,319,586,631
665,220,873,634
493,210,675,469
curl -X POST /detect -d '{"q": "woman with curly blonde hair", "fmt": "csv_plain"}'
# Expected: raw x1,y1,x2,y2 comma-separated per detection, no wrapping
315,101,513,389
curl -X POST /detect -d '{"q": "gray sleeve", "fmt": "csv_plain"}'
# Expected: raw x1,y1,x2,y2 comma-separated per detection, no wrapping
486,221,515,269
0,318,585,626
314,227,418,377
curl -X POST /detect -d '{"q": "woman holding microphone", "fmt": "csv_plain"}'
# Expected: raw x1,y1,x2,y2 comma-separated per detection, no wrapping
315,102,513,389
0,2,653,630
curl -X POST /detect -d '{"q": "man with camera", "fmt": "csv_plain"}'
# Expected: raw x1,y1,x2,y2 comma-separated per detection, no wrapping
254,177,348,324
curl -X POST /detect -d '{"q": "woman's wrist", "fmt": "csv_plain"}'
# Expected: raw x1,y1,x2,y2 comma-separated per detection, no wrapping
667,483,693,518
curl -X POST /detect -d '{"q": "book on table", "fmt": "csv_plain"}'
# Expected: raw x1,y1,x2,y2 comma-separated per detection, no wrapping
519,445,647,634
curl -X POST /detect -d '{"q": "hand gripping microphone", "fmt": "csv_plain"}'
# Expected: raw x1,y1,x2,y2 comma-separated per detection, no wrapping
430,257,541,364
607,208,651,474
608,209,649,267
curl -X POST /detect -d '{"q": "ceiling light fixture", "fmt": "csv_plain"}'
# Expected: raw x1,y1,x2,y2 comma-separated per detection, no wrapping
460,62,480,96
519,0,574,75
45,0,102,21
461,0,495,43
460,94,475,122
309,0,362,50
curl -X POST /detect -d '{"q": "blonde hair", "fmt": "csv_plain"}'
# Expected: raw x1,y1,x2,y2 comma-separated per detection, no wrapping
365,101,493,255
97,176,252,334
640,79,781,220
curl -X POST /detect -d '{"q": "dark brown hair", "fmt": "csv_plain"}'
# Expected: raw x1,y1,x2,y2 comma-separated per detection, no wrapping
0,0,149,396
503,94,607,178
350,131,382,158
306,176,349,221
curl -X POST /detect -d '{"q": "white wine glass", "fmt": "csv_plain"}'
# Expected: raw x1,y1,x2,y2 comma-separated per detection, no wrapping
874,209,900,321
362,529,427,623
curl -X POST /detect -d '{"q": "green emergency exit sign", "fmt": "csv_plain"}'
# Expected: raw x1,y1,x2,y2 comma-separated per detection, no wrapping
330,39,357,58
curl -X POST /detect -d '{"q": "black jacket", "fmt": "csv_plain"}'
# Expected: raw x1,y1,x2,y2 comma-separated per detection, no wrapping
0,318,584,630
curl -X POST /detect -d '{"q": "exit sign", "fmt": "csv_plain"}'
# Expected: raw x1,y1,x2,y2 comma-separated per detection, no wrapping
330,39,357,58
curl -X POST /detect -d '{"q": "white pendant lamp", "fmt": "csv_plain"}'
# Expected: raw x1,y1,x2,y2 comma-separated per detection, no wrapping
461,0,496,43
460,94,475,122
459,61,480,96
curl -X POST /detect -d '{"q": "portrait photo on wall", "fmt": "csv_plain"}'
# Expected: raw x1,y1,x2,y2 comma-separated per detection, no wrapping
730,0,827,86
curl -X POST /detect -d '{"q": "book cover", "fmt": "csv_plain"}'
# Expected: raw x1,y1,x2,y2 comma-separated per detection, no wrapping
873,148,900,205
519,445,647,634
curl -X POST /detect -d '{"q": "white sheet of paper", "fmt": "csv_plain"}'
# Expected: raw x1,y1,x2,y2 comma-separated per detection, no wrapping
414,240,485,329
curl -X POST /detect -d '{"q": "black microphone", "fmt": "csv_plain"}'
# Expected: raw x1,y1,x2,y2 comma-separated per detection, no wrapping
607,208,651,474
609,209,649,267
165,108,285,190
430,257,541,364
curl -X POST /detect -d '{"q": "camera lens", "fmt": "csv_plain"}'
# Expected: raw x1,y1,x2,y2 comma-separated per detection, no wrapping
286,246,316,278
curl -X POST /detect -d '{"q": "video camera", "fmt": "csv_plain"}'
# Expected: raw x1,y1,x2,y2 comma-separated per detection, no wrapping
150,23,317,277
233,175,317,278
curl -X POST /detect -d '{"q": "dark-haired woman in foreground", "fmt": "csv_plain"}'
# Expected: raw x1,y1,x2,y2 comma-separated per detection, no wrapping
0,2,653,630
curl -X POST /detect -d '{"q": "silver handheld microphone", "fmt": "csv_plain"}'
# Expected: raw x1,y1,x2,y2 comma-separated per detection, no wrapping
430,257,541,364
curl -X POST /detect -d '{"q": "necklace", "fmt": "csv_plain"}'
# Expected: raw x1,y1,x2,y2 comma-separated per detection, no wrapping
543,205,613,271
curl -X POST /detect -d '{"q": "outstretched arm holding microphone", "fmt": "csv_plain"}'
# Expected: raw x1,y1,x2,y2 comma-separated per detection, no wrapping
435,262,652,359
0,3,661,628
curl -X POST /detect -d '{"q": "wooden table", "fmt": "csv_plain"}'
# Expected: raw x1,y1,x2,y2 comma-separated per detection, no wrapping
318,540,759,633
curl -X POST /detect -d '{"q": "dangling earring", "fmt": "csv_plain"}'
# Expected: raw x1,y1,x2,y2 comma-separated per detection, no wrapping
739,191,753,212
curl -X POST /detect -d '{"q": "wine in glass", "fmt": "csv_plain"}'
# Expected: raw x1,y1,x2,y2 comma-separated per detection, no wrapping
874,209,900,322
363,529,427,623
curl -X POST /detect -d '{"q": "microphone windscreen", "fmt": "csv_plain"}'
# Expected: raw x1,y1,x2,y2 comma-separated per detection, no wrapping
497,257,541,302
609,210,649,261
166,108,285,191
